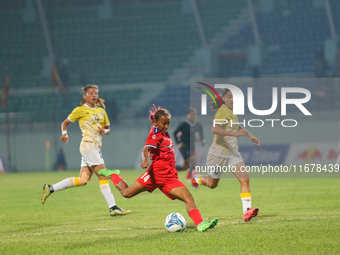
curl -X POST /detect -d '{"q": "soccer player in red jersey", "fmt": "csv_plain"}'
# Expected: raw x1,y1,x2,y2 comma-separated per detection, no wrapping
99,105,218,231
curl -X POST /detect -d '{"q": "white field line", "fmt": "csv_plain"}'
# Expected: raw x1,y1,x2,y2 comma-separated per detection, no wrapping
3,215,339,238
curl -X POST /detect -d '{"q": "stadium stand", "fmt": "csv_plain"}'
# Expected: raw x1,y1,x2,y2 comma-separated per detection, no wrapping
224,0,332,76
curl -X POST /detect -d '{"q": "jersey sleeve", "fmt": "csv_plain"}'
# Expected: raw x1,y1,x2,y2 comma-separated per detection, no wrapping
144,128,162,149
214,107,230,125
67,107,81,123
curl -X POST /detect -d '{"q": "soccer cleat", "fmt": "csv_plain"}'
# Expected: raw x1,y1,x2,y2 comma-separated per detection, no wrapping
197,218,218,232
243,207,259,222
98,169,120,178
109,205,130,216
41,184,51,204
191,169,199,187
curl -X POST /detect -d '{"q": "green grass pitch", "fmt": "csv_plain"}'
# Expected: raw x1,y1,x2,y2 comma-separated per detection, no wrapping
0,170,339,254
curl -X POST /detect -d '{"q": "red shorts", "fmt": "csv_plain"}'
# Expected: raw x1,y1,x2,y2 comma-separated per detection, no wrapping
137,161,185,200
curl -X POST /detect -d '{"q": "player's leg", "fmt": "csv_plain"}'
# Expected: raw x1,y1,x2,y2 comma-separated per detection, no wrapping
192,173,220,188
92,164,130,216
232,161,259,222
41,166,92,204
184,157,191,180
169,186,218,232
191,154,223,188
98,168,148,198
117,181,148,198
176,147,191,180
188,148,199,179
176,148,190,174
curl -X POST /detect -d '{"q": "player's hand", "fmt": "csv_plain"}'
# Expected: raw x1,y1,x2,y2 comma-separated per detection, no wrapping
250,135,260,146
141,161,149,169
177,142,184,149
60,134,69,143
235,129,249,137
98,128,108,135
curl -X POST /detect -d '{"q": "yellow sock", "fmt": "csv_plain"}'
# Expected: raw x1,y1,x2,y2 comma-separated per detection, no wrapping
73,177,81,186
52,177,81,191
99,179,116,208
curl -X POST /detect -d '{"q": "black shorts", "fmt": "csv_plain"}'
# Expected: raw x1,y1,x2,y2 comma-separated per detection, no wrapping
179,144,194,160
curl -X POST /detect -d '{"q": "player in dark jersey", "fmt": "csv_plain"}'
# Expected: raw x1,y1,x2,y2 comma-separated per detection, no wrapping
173,107,204,180
99,105,218,231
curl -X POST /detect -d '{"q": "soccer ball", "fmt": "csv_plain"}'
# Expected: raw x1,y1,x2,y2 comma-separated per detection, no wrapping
164,212,186,232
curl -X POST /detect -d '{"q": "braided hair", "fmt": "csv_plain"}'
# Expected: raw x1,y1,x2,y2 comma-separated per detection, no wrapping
149,104,171,124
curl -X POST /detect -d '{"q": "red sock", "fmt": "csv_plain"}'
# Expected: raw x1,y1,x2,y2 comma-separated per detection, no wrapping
186,170,190,179
110,174,124,186
189,209,203,226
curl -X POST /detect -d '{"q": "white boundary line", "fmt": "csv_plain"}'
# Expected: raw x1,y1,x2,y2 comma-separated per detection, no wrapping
3,215,339,238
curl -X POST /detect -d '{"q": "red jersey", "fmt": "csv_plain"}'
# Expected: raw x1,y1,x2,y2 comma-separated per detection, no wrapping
144,126,175,164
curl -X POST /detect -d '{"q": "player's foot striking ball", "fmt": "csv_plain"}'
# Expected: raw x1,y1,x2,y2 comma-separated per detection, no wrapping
197,218,219,232
99,105,218,232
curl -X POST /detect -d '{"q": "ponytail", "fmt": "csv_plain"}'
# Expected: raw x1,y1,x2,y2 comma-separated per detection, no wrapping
209,95,224,110
97,98,106,109
209,88,230,110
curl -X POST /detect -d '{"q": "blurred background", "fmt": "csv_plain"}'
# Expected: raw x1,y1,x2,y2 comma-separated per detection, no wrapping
0,0,339,172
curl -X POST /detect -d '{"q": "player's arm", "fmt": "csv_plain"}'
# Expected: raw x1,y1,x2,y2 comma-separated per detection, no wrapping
99,124,110,136
60,118,72,143
141,146,152,168
212,124,248,137
99,110,110,135
173,122,183,144
237,126,260,146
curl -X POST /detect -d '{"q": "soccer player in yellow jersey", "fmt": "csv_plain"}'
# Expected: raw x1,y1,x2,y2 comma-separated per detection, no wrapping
192,88,260,222
41,85,130,216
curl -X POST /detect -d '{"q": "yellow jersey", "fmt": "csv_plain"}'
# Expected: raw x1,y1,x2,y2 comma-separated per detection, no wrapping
208,105,239,158
68,103,110,146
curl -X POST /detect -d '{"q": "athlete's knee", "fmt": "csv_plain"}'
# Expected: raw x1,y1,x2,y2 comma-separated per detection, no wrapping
121,190,133,198
78,176,89,186
239,178,249,186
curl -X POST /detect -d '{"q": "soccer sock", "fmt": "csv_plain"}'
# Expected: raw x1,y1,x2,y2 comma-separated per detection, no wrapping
189,209,203,226
241,193,252,213
51,177,81,192
189,168,195,178
193,175,202,185
110,174,124,186
99,180,116,208
186,170,190,179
